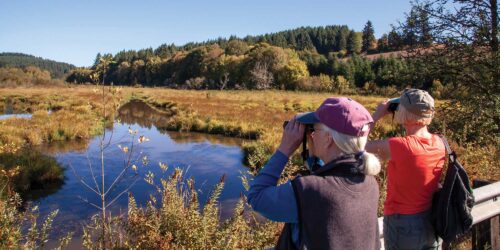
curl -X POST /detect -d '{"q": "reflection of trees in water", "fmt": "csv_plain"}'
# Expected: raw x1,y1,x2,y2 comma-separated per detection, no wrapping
0,149,65,201
38,139,90,154
117,100,173,129
118,100,246,146
2,100,13,114
38,101,245,155
165,130,244,146
23,181,63,201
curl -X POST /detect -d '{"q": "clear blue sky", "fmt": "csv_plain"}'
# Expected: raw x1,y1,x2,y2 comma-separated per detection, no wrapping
0,0,412,67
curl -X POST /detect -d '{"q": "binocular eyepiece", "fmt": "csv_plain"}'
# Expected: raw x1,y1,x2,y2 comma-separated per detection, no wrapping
283,120,314,133
387,98,400,113
283,120,289,129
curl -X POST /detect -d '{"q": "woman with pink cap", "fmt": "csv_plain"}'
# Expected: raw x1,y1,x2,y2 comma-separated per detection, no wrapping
248,97,381,250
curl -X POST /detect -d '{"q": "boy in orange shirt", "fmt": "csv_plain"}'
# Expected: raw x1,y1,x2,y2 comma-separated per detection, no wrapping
367,89,445,250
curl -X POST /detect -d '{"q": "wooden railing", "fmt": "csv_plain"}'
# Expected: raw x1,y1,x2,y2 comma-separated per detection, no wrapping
378,181,500,249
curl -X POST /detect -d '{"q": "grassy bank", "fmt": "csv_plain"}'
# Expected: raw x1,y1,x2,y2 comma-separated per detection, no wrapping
0,88,112,146
0,149,63,198
0,87,116,198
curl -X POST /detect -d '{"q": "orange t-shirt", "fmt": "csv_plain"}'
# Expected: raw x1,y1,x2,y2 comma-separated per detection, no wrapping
384,134,445,215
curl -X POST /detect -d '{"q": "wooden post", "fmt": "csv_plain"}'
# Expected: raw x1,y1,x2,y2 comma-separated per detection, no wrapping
472,180,494,250
491,215,499,250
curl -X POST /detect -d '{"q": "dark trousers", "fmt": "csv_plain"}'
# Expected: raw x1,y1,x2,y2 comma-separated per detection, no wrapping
383,211,439,250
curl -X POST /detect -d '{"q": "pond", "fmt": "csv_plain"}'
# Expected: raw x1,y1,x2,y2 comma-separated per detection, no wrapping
5,100,252,240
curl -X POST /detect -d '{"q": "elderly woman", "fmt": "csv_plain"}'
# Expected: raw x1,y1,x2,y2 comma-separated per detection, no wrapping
366,89,445,250
247,97,381,250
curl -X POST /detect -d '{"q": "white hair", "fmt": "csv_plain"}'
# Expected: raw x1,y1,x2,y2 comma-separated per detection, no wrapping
320,124,381,176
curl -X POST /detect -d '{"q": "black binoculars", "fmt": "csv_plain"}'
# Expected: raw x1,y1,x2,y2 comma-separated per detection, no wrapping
283,120,289,128
283,120,314,132
282,120,319,171
387,98,400,113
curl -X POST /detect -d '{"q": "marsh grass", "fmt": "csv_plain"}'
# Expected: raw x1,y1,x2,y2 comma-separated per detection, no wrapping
1,86,494,194
91,167,280,249
0,90,107,147
0,143,71,249
0,86,497,248
0,87,119,199
0,149,63,197
0,193,73,250
158,109,263,139
0,87,388,149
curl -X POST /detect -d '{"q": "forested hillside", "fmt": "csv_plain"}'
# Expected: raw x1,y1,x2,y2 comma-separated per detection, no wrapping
67,7,438,93
0,53,75,78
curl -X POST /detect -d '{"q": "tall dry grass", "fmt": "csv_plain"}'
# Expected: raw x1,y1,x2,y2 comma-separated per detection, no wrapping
80,167,280,249
1,85,495,195
0,85,497,249
0,87,112,147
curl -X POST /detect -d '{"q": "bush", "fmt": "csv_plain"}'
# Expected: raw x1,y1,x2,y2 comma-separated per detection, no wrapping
0,193,72,249
81,168,280,249
185,77,206,90
296,74,332,91
332,75,352,94
0,67,65,88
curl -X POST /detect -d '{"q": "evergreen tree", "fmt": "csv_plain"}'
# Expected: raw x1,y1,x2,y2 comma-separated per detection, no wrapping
347,31,362,54
418,5,433,46
93,53,102,68
154,43,177,58
336,29,348,52
403,8,420,47
362,21,376,52
388,26,403,50
0,52,75,78
377,34,390,52
295,31,315,50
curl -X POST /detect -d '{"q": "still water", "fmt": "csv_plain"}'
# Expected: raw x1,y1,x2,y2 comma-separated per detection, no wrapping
10,101,251,238
0,113,32,120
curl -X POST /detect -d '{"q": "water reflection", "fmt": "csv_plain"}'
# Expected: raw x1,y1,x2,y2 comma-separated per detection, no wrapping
117,100,173,129
23,181,63,201
0,146,64,201
117,100,243,146
168,131,244,146
38,139,90,154
33,100,250,239
3,100,13,114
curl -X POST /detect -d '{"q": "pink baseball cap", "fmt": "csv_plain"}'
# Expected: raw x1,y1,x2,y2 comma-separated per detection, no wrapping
296,97,373,136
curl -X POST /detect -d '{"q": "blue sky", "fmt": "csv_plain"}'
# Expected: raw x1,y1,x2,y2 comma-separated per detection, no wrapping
0,0,413,67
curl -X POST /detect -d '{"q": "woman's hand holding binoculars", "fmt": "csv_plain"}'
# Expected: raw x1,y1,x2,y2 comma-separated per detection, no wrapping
278,118,305,157
372,99,392,123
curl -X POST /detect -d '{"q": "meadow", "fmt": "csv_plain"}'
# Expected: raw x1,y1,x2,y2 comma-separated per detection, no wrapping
0,85,497,249
2,85,495,177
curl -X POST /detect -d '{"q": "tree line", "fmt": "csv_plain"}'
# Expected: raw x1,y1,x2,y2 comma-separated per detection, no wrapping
66,0,497,147
1,0,496,146
0,66,66,87
0,53,75,79
67,6,439,92
68,42,443,94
